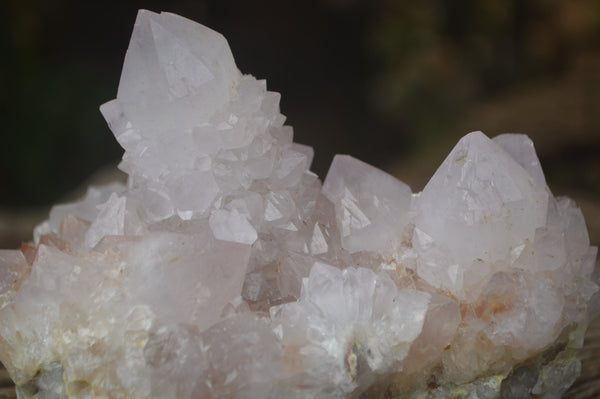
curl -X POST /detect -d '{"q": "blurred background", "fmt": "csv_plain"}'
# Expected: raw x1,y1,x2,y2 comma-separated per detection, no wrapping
0,0,599,396
1,0,599,247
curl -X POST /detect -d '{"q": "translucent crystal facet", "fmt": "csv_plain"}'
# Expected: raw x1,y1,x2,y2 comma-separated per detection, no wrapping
322,155,412,255
0,9,596,399
413,131,550,300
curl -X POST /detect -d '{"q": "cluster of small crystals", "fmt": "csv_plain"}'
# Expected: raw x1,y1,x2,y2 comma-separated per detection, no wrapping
0,10,598,399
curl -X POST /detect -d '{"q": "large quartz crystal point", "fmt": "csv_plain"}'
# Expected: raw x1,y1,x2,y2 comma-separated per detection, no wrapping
101,10,240,139
322,155,412,254
99,10,243,222
98,9,305,226
413,131,550,299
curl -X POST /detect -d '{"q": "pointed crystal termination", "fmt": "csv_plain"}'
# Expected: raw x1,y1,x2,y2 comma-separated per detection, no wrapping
323,155,412,255
0,9,597,399
99,10,241,222
413,131,550,300
101,10,240,139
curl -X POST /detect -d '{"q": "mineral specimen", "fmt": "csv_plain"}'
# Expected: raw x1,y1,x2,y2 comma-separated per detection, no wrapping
0,9,597,399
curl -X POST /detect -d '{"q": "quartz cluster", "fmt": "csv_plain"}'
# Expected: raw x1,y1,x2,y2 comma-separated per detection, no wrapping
0,10,598,399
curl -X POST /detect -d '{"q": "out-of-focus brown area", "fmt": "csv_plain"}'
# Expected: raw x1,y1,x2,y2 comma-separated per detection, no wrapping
0,0,598,397
0,368,15,399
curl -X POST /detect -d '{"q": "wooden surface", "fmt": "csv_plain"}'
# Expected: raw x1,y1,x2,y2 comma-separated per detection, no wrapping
564,316,600,398
0,366,14,399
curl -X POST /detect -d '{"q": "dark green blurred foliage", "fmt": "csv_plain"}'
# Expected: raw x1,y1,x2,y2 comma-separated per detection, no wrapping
367,0,600,150
1,0,123,206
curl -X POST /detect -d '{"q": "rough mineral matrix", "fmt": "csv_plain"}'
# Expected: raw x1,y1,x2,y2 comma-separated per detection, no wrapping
0,9,598,399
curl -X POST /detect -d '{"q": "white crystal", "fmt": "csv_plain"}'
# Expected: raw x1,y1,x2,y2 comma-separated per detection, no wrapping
84,193,127,248
33,182,126,244
270,263,430,396
209,208,257,245
0,9,597,399
493,133,547,187
322,155,412,254
413,131,550,300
